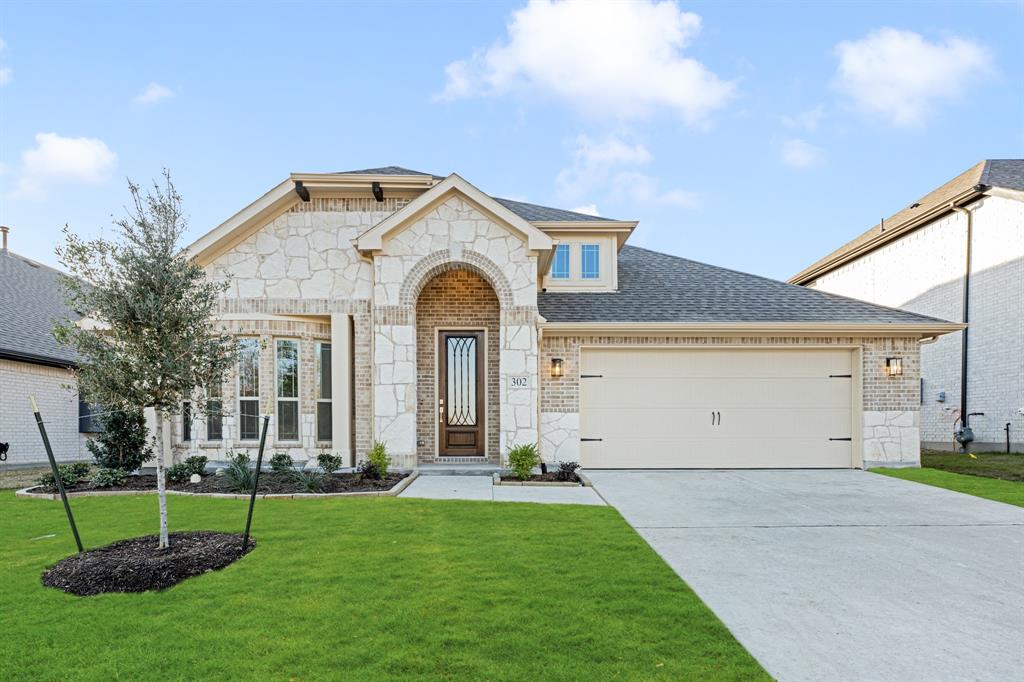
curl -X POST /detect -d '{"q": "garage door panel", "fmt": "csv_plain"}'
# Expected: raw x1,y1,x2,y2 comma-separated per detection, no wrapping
579,348,855,469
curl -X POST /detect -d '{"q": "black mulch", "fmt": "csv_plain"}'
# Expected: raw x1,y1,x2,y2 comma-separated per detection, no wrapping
35,472,408,495
42,531,254,596
500,472,580,484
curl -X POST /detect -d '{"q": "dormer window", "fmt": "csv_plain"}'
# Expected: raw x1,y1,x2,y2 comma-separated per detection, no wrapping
581,244,600,279
551,244,570,279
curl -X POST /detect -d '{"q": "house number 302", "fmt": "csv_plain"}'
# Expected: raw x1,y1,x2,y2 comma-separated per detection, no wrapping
509,376,528,389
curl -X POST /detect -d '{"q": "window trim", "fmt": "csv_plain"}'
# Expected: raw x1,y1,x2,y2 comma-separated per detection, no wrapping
237,338,261,442
581,243,601,279
551,243,570,279
275,338,301,442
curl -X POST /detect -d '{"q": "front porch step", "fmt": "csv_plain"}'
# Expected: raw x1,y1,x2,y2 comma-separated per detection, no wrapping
415,463,502,476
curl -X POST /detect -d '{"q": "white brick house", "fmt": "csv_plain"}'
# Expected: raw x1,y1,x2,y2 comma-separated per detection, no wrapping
791,160,1023,452
174,166,961,470
0,231,95,467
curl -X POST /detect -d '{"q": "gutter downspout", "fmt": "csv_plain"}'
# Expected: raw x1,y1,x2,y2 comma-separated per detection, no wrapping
951,204,973,449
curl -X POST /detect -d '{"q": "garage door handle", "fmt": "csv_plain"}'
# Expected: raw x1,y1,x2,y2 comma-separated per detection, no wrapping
829,437,852,441
580,374,603,379
829,374,852,378
580,438,603,442
711,411,721,425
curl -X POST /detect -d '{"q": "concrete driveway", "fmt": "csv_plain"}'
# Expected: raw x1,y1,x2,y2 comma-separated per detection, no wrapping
586,469,1024,682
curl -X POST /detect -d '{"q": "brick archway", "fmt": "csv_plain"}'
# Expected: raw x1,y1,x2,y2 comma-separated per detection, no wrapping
399,249,514,309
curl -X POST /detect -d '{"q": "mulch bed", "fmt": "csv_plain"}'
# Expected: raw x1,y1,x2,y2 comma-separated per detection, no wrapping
42,531,254,596
500,472,580,484
34,472,408,495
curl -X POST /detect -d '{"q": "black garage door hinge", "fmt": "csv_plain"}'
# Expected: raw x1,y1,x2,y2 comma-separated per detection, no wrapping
829,437,852,441
580,438,603,442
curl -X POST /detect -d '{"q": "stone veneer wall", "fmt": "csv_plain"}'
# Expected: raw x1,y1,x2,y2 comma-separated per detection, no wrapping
414,269,500,463
539,335,922,468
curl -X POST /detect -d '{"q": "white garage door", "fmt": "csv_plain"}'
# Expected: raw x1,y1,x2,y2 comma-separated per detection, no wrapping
579,348,855,468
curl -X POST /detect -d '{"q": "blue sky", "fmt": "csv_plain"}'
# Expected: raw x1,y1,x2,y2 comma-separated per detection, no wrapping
1,0,1021,280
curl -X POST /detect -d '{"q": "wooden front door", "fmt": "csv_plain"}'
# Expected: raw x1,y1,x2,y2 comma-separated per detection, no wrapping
438,330,485,456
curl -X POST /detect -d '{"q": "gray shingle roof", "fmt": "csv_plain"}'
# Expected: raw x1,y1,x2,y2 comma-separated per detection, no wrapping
492,197,616,222
979,159,1024,191
538,245,954,325
334,166,443,178
0,251,79,366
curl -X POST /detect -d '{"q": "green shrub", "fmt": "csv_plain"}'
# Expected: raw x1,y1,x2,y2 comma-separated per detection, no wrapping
556,460,581,482
86,408,152,472
317,452,343,474
368,441,390,476
184,455,208,476
222,452,256,493
37,462,90,489
291,470,324,493
91,467,128,488
507,443,539,481
166,463,192,484
355,459,382,480
270,452,294,474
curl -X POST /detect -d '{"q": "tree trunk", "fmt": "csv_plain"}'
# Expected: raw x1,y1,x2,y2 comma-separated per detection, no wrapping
155,410,170,549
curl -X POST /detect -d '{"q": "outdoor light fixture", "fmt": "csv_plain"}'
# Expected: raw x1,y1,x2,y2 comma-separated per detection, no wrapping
550,358,564,378
372,181,384,202
885,357,903,377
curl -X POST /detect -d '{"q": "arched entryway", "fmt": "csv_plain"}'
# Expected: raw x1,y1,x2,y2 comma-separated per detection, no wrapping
415,267,501,463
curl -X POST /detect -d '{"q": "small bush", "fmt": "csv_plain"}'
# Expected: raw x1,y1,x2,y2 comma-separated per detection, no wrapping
37,462,90,489
291,470,324,493
317,452,343,474
270,452,294,474
91,467,128,488
556,460,581,482
355,458,382,480
166,463,192,484
86,409,152,472
184,455,208,476
222,452,256,493
368,441,390,477
507,443,540,481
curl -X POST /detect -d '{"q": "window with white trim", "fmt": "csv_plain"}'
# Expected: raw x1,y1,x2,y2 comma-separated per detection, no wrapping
551,244,570,279
581,244,600,279
276,339,300,441
238,338,260,441
316,342,332,441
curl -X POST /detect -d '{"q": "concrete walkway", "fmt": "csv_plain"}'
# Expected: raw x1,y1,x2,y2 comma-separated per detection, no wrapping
586,469,1024,682
400,475,605,505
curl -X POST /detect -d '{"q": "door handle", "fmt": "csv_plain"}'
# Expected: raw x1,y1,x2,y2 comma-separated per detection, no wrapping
711,411,721,426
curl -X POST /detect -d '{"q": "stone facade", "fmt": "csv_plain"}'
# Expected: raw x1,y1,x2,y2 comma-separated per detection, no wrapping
539,334,923,467
415,268,500,463
807,194,1024,450
0,359,92,466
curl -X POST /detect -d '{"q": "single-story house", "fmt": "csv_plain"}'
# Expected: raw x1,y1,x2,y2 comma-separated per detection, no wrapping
790,159,1023,452
0,227,98,466
177,166,962,470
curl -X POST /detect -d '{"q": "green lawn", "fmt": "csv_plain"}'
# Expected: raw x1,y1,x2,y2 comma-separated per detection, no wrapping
873,467,1024,507
0,492,766,681
920,451,1024,481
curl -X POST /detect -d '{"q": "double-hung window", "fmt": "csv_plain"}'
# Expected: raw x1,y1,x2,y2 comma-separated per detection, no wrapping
551,244,570,279
238,338,260,441
276,340,300,441
316,342,332,441
581,244,600,279
207,381,223,441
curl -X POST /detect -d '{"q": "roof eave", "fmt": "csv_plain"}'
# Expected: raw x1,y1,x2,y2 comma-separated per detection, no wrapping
0,348,77,369
538,320,965,338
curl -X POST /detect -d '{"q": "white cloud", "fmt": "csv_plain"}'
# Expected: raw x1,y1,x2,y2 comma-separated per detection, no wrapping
12,133,117,199
437,0,735,125
134,82,174,105
780,138,825,169
782,104,824,132
571,203,600,216
611,171,700,208
833,28,991,127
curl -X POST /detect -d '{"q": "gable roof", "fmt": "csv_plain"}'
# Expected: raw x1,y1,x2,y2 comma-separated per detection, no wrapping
538,246,960,334
333,166,444,179
0,251,79,367
355,174,554,251
790,159,1024,285
492,197,615,222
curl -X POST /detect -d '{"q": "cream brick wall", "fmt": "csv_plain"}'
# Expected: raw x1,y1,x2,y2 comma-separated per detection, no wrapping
809,195,1024,449
0,359,91,466
539,335,922,467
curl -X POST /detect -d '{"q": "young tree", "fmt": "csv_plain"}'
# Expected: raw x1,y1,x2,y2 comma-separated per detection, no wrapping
56,170,236,549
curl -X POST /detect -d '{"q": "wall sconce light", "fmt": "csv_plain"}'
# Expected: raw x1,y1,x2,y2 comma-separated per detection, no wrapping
550,358,564,378
885,357,903,377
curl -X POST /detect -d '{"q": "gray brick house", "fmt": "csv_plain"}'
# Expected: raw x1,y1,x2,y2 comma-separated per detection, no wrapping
791,160,1023,452
175,166,960,470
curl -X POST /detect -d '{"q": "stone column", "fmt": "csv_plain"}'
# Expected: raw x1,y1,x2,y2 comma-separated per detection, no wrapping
330,313,353,465
499,316,539,463
373,308,417,468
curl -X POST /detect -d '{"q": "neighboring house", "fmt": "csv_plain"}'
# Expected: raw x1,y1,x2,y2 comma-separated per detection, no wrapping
791,160,1024,452
177,166,961,470
0,227,97,466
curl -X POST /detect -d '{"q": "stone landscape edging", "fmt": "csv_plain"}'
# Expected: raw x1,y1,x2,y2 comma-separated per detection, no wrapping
15,471,418,501
491,472,591,487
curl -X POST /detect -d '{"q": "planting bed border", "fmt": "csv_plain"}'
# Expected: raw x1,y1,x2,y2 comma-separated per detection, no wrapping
16,471,418,501
492,471,594,487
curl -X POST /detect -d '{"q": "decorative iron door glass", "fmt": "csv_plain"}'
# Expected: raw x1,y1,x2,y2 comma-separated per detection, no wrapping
439,330,485,456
